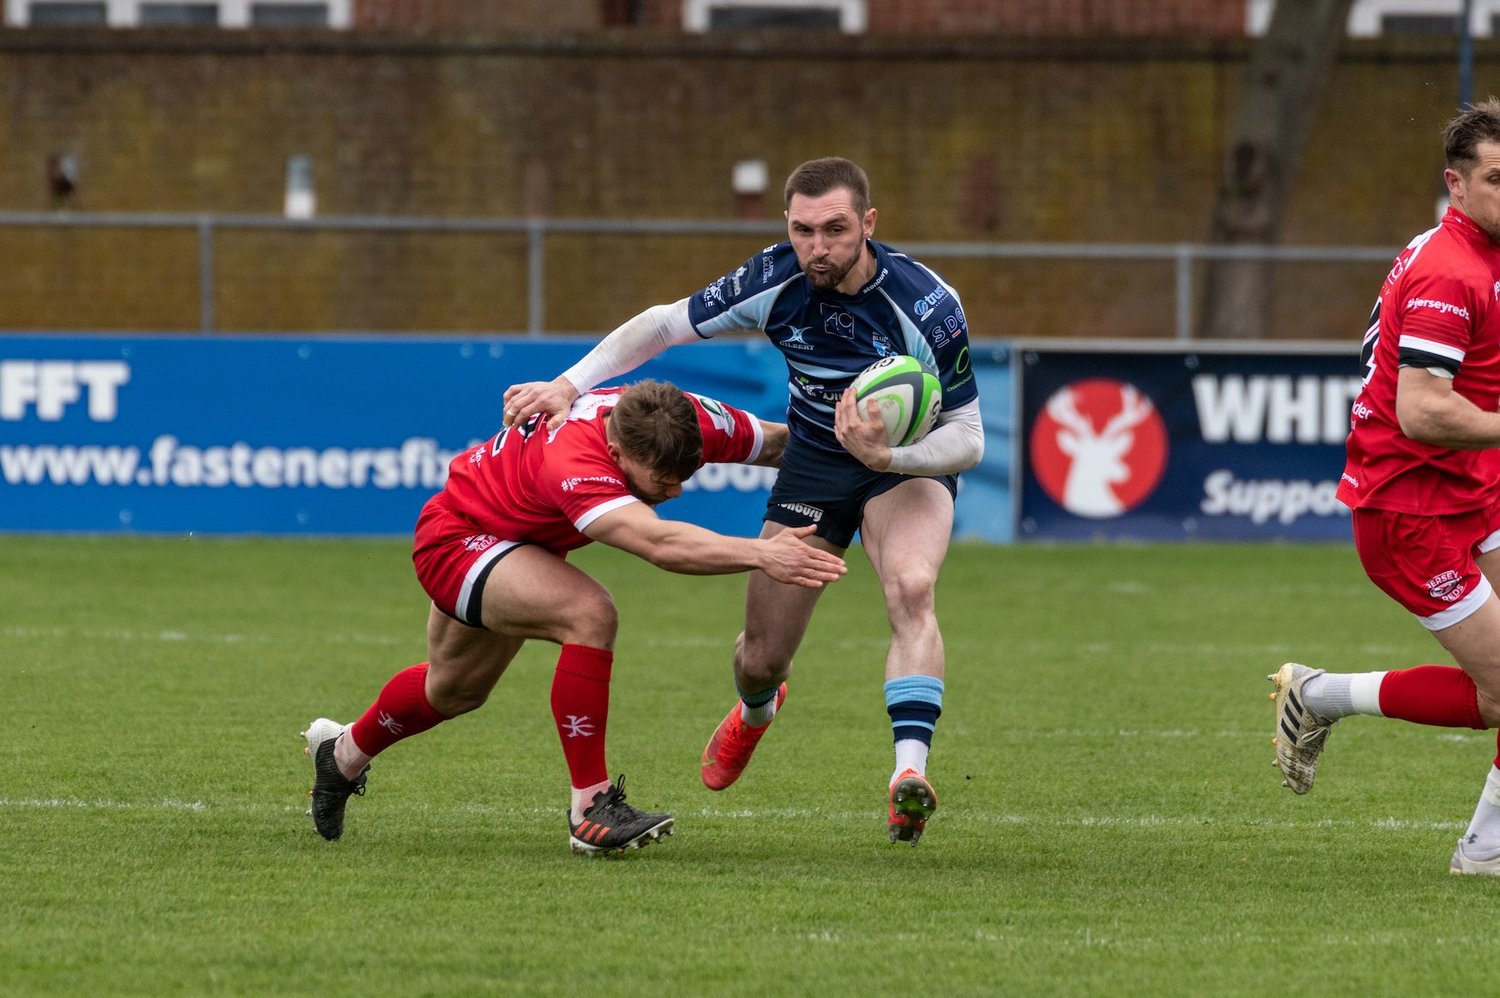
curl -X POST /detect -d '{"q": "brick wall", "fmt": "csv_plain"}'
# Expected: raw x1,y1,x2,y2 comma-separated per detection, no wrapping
0,30,1469,339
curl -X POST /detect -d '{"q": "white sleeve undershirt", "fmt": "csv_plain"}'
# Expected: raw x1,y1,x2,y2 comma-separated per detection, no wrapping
561,297,699,393
884,397,985,476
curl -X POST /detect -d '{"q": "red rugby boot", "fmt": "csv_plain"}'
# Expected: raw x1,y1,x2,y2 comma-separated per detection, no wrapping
700,683,787,790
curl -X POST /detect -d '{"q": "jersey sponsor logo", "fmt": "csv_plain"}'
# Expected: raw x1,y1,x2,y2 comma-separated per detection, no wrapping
1192,374,1360,445
823,308,855,340
702,278,729,308
1031,379,1167,519
730,265,748,297
762,254,776,284
913,287,948,319
1404,296,1470,321
780,325,815,351
776,500,824,522
560,474,624,492
792,376,843,405
1426,570,1466,602
691,394,737,435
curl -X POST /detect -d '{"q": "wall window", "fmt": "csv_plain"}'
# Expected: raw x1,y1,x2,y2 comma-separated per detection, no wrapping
139,2,217,25
682,0,864,33
8,0,349,27
25,1,106,23
250,2,327,27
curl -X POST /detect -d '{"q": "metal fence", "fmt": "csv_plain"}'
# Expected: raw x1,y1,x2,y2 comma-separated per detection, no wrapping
0,211,1399,340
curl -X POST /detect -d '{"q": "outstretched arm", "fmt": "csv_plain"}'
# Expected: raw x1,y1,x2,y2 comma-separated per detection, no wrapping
583,502,845,589
502,297,698,429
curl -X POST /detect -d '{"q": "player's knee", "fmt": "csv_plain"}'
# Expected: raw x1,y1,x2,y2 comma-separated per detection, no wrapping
734,631,790,685
1475,683,1500,728
425,663,494,716
561,588,619,648
882,567,937,618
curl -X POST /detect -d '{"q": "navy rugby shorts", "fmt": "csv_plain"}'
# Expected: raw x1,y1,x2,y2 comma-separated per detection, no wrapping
764,435,957,549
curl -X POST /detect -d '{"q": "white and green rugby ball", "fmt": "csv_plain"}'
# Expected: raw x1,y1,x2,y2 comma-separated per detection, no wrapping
850,355,942,447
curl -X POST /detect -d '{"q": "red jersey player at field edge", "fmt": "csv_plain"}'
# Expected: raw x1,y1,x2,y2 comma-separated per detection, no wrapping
299,380,846,856
1268,99,1500,876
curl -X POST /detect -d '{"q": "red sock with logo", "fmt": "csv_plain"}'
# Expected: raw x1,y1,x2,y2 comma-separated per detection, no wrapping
550,644,614,792
1378,665,1484,730
348,662,450,757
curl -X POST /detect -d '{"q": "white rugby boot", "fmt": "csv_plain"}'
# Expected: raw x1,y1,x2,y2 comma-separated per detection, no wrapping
1267,663,1335,795
1450,837,1500,876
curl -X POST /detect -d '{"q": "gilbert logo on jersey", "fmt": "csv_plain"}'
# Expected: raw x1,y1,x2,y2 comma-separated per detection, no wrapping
1030,379,1168,519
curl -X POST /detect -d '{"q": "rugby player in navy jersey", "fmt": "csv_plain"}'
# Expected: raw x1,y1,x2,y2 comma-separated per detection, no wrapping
504,158,984,845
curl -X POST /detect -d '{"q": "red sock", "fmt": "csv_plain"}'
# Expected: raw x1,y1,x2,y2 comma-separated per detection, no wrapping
550,644,613,790
348,662,450,757
1378,665,1484,730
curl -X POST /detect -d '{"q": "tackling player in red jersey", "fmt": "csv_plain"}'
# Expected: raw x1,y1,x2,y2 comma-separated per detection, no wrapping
1269,100,1500,875
300,380,846,855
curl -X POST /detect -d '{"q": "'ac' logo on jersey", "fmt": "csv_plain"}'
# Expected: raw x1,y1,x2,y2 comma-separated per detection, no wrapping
823,306,855,340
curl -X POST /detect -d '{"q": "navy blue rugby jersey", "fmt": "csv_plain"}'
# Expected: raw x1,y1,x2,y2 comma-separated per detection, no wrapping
685,239,979,454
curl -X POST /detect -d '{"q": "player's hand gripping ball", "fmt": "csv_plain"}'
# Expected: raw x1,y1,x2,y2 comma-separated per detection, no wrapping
850,355,942,447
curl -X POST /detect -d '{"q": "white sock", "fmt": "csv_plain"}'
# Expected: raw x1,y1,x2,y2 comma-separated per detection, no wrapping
1461,766,1500,860
740,693,779,727
1301,671,1386,720
890,739,929,787
333,729,372,781
570,779,610,825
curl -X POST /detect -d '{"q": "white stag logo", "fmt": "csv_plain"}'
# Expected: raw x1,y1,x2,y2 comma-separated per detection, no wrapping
1045,384,1157,518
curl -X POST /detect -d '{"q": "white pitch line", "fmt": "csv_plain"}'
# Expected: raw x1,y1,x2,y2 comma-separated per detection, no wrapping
0,624,402,647
0,796,1466,833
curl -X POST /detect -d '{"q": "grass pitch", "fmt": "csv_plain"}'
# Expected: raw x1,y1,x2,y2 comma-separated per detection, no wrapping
6,535,1500,995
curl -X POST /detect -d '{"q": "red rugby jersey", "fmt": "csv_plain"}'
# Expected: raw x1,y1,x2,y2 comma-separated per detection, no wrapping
1339,207,1500,514
435,387,764,553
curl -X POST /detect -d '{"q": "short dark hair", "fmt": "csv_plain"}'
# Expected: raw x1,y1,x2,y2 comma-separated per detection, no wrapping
608,380,702,483
1445,99,1500,171
783,157,870,216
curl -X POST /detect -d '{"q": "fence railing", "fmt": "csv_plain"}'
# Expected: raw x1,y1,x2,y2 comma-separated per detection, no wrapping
0,211,1398,340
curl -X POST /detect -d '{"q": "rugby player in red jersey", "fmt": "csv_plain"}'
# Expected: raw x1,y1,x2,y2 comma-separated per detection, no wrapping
1269,100,1500,875
300,380,845,855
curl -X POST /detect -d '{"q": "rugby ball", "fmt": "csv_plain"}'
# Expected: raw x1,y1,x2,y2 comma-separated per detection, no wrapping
850,355,942,447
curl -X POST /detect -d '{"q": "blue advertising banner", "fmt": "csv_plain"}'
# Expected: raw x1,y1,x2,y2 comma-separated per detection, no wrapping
0,335,1013,541
1017,344,1361,541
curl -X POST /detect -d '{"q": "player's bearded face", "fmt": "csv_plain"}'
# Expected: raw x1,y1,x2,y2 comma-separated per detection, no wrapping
787,191,874,292
1450,141,1500,243
613,448,683,507
803,244,860,290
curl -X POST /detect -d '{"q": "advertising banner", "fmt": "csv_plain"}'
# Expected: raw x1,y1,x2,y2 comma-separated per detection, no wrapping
0,336,793,536
1018,345,1361,541
0,335,1012,541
